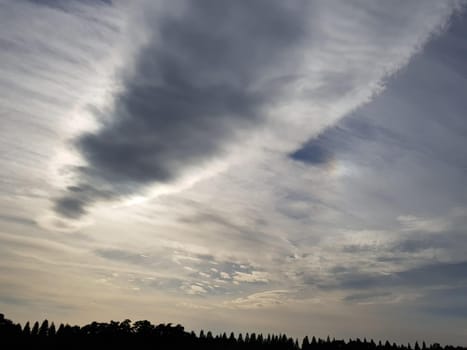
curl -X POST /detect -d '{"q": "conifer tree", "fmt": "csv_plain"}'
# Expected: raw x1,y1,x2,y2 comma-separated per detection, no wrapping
23,321,31,336
39,319,49,336
49,323,56,337
303,336,310,349
31,321,39,336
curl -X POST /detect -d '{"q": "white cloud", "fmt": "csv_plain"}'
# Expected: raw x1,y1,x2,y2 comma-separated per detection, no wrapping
226,290,292,309
220,272,231,280
233,271,270,284
185,284,208,295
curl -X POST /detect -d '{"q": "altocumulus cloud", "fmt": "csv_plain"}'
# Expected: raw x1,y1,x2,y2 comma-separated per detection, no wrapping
54,0,310,218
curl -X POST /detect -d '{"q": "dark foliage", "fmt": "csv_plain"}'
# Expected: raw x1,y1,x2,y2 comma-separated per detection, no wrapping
0,313,465,350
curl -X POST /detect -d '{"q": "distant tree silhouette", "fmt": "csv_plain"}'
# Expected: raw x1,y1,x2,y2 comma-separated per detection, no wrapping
0,313,465,350
23,321,31,336
39,319,49,337
302,335,310,349
31,321,39,336
49,322,56,337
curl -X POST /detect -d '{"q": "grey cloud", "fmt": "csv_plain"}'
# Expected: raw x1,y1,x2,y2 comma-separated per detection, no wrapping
398,260,467,287
95,248,157,266
389,231,466,253
54,196,89,219
177,207,288,254
417,286,467,319
288,9,467,230
27,0,112,10
0,294,76,313
290,141,331,165
391,239,437,253
289,113,404,167
53,184,115,218
422,305,467,319
343,291,393,303
0,295,32,306
333,260,467,291
0,214,36,227
55,0,309,217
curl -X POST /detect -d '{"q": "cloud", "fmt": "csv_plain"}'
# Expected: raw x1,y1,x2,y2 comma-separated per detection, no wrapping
397,215,450,233
290,140,332,166
330,260,467,292
184,284,208,295
95,248,151,266
233,271,270,284
0,0,128,223
220,272,231,280
343,291,400,304
416,286,467,319
27,0,112,11
0,214,36,227
226,290,292,309
54,0,310,217
52,0,459,220
2,0,467,343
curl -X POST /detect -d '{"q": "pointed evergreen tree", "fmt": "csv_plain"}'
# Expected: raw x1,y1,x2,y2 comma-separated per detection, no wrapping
250,332,257,344
229,332,236,344
238,333,244,344
303,336,310,349
38,319,49,337
312,336,317,346
23,321,31,336
31,321,39,336
56,323,65,336
49,322,56,337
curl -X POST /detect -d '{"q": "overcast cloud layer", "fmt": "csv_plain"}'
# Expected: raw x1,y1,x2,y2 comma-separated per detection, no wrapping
1,0,467,346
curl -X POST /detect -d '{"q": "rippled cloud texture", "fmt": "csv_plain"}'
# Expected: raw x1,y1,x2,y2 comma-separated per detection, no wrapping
1,0,467,345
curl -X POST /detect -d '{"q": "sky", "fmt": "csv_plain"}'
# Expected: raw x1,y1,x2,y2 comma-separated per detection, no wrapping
1,0,467,345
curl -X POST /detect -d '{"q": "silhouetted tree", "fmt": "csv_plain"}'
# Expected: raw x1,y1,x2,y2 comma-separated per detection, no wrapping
31,321,39,336
49,322,56,337
303,335,310,349
23,321,31,336
0,313,465,350
39,319,49,337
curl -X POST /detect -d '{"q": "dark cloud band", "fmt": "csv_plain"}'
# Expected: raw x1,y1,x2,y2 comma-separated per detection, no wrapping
54,0,308,218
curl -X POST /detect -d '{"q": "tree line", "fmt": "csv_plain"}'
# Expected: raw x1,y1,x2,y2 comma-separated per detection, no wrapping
0,313,465,350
